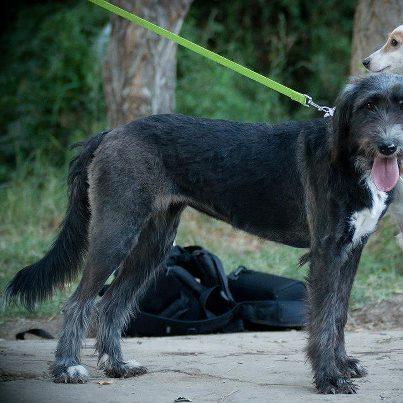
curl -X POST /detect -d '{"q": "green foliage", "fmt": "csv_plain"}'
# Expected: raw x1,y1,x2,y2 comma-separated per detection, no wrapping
177,51,288,122
0,2,108,179
0,160,73,320
0,0,355,177
177,0,355,121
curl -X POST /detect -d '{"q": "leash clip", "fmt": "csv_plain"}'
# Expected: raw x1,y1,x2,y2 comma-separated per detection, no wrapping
305,95,335,117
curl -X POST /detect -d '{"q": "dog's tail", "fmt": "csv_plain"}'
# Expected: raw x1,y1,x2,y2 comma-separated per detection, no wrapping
5,130,109,309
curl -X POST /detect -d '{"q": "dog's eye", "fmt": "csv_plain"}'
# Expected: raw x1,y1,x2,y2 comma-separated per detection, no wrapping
391,38,399,47
399,100,403,110
366,102,375,110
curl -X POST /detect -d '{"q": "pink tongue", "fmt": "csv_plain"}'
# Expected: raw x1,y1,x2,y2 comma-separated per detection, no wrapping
371,157,399,192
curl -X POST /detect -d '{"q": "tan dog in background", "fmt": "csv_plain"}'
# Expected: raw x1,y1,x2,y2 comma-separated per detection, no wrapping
363,25,403,250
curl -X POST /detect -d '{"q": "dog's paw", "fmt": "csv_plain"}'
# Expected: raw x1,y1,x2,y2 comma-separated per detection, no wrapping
101,359,147,378
316,376,358,394
342,357,367,378
52,364,89,384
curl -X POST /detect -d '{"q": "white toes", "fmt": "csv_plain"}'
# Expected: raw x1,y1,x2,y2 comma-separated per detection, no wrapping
126,359,142,369
66,364,89,378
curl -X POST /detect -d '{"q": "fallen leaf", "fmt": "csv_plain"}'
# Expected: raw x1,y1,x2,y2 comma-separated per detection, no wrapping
98,380,113,385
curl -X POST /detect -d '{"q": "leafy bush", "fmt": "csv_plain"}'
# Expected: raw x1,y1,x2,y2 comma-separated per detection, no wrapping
0,2,108,179
177,0,355,121
0,0,355,179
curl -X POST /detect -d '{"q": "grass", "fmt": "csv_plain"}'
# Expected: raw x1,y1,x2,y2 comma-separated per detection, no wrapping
0,161,402,323
177,210,403,308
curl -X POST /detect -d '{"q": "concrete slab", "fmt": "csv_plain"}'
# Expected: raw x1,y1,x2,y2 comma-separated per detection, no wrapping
0,330,402,402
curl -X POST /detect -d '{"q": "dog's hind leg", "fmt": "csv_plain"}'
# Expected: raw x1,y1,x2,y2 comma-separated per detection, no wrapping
51,278,103,384
334,245,367,379
95,205,183,378
51,205,149,383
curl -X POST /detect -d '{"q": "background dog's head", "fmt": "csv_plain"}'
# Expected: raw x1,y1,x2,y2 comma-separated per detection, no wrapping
332,74,403,192
363,25,403,74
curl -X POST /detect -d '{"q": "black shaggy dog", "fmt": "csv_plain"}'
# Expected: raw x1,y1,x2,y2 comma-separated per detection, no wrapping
6,74,403,394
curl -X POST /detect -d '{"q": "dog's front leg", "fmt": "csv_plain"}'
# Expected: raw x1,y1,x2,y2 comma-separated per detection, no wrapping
334,244,367,379
389,180,403,251
307,240,358,394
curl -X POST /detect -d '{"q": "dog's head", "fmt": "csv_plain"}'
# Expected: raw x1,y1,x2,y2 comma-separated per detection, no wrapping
332,74,403,192
363,25,403,74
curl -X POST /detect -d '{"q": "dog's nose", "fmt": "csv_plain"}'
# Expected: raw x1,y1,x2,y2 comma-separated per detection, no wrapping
378,143,397,156
362,58,371,69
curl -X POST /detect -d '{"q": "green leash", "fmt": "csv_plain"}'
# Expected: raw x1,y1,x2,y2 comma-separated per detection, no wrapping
88,0,334,116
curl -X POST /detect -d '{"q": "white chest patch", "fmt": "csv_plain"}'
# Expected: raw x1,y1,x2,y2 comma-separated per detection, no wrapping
350,179,387,246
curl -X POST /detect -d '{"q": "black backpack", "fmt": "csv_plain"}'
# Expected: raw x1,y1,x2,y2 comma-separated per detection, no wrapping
16,246,308,340
123,246,307,336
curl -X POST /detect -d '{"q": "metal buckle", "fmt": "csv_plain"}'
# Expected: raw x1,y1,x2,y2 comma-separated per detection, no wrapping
304,95,335,117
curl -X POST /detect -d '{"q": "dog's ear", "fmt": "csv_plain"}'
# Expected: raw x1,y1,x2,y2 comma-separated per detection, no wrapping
331,83,356,162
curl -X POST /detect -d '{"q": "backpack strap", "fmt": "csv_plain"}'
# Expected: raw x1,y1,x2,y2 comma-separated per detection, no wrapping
124,251,242,336
16,328,55,340
159,292,191,319
168,265,204,295
125,305,243,336
191,248,235,303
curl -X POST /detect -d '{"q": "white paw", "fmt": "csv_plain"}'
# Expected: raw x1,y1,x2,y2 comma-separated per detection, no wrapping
66,365,89,378
126,359,142,369
100,357,147,378
53,364,89,383
98,355,142,370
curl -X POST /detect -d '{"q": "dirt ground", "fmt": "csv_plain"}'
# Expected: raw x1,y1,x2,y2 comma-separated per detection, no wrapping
347,295,403,330
0,330,402,402
0,296,401,402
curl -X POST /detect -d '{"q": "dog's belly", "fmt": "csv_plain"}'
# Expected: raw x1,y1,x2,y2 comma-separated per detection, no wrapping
237,221,310,248
228,214,310,248
190,198,311,249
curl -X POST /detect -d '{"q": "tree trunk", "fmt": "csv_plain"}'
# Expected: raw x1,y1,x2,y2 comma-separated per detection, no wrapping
350,0,403,75
104,0,192,127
